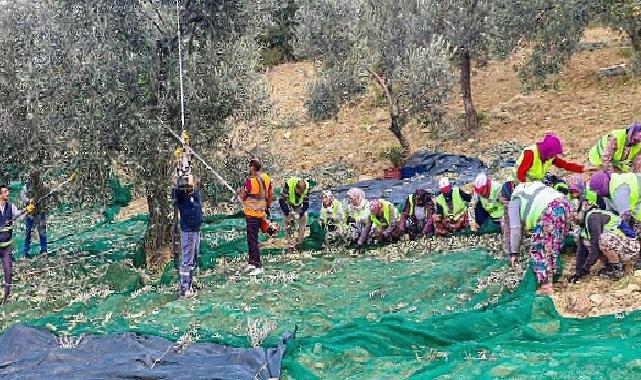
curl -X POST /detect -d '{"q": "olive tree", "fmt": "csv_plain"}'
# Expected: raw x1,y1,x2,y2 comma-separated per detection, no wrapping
0,0,271,267
296,0,454,157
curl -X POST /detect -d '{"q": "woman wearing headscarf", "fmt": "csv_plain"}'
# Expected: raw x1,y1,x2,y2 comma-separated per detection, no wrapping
319,190,347,242
433,177,471,236
399,189,434,239
468,173,504,233
589,171,641,270
357,199,400,246
505,181,571,295
514,134,585,182
589,122,641,173
345,188,370,243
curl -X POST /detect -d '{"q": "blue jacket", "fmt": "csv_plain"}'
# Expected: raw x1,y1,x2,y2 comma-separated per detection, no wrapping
173,188,203,232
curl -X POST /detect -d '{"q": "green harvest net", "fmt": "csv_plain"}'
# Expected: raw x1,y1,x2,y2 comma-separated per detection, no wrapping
2,184,641,379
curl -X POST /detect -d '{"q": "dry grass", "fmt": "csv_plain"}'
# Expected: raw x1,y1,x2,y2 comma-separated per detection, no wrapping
263,26,641,317
265,27,640,178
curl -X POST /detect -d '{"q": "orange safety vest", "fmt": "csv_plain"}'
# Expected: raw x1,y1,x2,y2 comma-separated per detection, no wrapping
243,173,272,218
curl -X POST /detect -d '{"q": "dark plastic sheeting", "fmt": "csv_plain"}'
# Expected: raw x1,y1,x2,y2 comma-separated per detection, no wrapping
0,324,290,380
306,150,487,211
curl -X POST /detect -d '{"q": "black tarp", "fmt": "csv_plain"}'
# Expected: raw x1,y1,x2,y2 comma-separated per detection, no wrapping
0,324,290,380
306,150,487,211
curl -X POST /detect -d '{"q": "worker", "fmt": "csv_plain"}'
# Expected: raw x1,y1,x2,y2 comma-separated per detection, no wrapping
588,122,641,173
172,176,203,298
319,190,347,244
345,188,370,243
357,199,400,246
433,177,471,236
589,171,641,269
468,173,504,233
514,133,585,182
505,181,571,295
279,177,310,250
238,159,275,276
21,171,48,257
569,206,638,283
0,183,32,304
399,189,434,240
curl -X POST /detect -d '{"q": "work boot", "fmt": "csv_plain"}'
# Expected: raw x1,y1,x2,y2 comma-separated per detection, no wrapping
601,263,624,280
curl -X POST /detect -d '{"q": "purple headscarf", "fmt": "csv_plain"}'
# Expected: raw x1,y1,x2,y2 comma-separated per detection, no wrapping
589,171,611,197
536,134,564,161
628,122,641,144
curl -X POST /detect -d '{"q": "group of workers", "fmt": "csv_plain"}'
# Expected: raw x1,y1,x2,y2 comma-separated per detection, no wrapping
236,121,641,297
3,123,641,301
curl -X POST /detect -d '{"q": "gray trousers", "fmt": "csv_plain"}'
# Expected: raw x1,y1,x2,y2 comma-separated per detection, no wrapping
180,231,200,292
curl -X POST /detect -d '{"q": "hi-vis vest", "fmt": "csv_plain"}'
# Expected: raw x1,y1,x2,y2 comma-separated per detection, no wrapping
435,188,466,219
243,173,271,218
609,173,641,220
320,199,345,225
287,177,309,207
0,203,14,249
581,209,622,240
348,200,370,223
512,182,564,230
371,199,394,228
479,182,505,219
514,145,553,182
585,189,598,206
589,129,641,171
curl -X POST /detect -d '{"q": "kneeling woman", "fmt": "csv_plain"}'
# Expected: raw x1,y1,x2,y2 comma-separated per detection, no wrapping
357,199,401,246
505,181,571,295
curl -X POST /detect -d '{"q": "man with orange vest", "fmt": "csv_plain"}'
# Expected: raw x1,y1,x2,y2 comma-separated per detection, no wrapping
238,159,274,276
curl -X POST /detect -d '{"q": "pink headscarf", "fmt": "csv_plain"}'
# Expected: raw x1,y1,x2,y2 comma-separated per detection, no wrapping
369,199,382,214
536,134,563,161
347,188,365,206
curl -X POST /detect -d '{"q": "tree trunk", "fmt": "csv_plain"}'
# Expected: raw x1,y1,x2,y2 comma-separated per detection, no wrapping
144,178,173,270
459,49,477,131
390,114,411,158
630,29,641,52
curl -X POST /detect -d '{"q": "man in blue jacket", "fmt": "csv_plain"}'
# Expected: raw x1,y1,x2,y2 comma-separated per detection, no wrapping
172,177,203,299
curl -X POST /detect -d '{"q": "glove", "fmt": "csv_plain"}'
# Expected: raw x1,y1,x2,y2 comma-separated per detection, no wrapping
299,211,305,218
181,130,190,144
174,147,184,159
25,202,36,215
265,208,271,218
619,220,637,238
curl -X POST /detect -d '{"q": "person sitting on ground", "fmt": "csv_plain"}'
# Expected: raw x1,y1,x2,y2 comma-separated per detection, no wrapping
279,177,310,250
399,189,434,240
357,199,400,246
345,188,370,243
319,190,347,243
506,181,571,295
589,171,641,270
514,133,585,183
568,206,638,283
172,176,203,298
589,122,641,173
433,177,471,236
468,173,504,234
